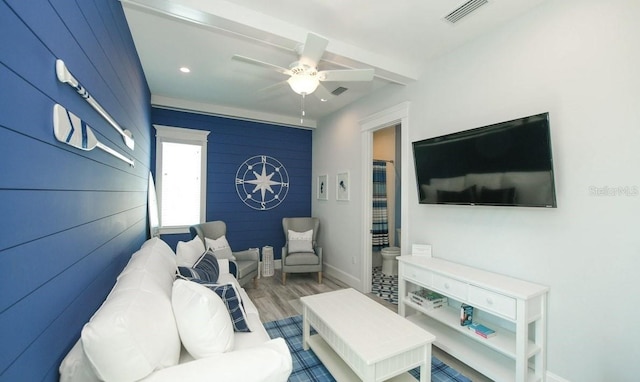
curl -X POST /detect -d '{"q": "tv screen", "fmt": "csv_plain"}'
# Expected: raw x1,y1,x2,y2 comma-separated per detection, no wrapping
412,112,557,208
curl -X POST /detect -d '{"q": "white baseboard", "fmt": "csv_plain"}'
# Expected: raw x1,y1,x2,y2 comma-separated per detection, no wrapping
323,263,361,289
546,371,570,382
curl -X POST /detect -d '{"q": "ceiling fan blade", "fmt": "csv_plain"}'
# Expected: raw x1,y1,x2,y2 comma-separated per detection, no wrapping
257,80,288,94
299,33,328,67
313,83,335,101
319,68,375,82
232,54,291,75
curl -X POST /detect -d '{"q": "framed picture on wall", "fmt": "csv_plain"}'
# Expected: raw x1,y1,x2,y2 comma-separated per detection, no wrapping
336,171,350,201
317,174,328,200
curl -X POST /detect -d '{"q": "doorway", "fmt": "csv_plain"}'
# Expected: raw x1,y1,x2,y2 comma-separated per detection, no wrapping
372,125,401,270
360,102,410,293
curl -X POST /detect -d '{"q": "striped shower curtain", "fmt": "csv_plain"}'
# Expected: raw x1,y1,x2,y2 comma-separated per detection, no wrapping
372,160,390,250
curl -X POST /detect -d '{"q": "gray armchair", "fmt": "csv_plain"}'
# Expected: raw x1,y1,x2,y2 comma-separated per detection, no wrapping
189,221,259,287
281,217,322,285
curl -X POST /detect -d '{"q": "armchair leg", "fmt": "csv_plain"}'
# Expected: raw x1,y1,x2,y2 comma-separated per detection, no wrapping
318,271,323,284
282,272,286,285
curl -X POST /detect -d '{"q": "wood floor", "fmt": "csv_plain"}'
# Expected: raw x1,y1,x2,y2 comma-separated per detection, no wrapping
246,270,396,322
245,270,492,382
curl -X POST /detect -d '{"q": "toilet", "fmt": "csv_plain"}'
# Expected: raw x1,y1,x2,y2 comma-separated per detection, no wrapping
381,246,400,276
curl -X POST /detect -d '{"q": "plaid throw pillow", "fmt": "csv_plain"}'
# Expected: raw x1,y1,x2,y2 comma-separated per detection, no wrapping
191,280,251,332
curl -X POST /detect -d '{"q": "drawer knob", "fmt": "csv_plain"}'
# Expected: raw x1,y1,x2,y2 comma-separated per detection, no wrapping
444,282,450,289
486,297,493,305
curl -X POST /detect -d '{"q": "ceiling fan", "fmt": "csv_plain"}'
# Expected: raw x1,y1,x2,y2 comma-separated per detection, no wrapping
232,32,375,101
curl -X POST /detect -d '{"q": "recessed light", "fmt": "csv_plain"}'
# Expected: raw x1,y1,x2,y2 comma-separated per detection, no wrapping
179,67,191,73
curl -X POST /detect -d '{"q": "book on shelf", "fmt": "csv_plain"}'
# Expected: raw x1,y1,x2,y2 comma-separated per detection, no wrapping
460,304,473,326
468,323,496,338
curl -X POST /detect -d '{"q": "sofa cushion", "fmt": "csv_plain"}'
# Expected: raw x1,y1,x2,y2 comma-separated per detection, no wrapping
81,289,180,381
138,338,292,382
118,237,177,287
284,252,319,266
192,281,251,332
172,279,234,358
81,237,180,381
287,229,313,253
58,340,99,382
176,236,205,267
205,235,234,259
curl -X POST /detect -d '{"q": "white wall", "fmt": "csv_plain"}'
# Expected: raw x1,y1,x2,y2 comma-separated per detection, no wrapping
312,1,640,381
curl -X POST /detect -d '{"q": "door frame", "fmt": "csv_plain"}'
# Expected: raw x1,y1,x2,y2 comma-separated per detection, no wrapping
359,102,410,293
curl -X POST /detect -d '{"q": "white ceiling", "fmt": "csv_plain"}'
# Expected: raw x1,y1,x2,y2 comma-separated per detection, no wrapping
121,0,548,128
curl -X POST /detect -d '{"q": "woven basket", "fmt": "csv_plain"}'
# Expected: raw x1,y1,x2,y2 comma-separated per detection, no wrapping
262,246,274,277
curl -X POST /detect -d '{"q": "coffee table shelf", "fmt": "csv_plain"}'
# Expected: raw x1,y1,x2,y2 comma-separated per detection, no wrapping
301,288,435,382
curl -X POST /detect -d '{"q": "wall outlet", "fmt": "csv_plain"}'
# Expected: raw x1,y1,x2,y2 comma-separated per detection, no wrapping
351,256,356,264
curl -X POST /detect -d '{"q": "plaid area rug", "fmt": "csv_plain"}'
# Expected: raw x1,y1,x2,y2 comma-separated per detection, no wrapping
265,315,471,382
371,266,399,305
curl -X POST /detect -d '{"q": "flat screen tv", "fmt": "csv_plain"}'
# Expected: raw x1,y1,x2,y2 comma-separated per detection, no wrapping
412,112,557,208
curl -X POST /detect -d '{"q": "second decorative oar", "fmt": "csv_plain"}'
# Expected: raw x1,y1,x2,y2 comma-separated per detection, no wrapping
53,104,134,167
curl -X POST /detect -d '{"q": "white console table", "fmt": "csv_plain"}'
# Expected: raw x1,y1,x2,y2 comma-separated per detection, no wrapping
397,256,548,382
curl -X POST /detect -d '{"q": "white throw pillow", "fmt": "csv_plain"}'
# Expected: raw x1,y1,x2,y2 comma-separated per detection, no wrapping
171,279,234,358
176,237,205,267
205,236,235,259
287,229,314,253
81,289,180,381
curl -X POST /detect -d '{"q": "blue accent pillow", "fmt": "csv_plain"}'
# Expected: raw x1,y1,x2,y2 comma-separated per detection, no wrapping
193,251,220,283
191,280,250,332
176,266,216,282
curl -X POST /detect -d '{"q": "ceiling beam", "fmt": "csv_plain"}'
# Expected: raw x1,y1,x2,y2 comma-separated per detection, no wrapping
119,0,419,84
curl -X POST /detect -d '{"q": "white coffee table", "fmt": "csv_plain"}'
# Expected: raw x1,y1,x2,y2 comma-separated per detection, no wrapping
301,288,435,382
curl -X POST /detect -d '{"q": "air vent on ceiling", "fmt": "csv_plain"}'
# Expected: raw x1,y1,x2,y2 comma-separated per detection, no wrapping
331,87,348,96
445,0,488,24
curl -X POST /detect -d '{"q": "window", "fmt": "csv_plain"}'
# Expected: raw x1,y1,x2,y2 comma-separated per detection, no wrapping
154,125,209,234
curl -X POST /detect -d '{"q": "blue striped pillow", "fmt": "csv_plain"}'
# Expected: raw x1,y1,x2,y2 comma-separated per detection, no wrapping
176,266,215,282
191,281,250,332
193,251,220,283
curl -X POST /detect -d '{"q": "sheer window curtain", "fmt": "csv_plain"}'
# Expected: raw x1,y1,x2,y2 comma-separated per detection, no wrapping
372,160,390,250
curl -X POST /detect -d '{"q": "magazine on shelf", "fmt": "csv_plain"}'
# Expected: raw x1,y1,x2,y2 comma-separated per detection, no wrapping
469,323,496,338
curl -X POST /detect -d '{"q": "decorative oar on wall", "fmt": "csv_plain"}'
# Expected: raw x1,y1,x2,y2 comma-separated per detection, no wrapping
55,59,135,150
53,104,134,167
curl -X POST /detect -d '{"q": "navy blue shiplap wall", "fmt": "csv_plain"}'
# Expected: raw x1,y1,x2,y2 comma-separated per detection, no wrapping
152,108,312,259
0,1,150,381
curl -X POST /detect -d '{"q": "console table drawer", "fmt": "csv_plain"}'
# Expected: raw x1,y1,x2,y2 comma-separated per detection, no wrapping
468,286,516,320
432,274,467,301
403,264,432,286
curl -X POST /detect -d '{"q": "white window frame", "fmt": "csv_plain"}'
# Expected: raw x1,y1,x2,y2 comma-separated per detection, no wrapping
154,124,210,234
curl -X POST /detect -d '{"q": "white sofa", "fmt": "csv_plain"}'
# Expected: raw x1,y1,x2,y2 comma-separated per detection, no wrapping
59,237,292,382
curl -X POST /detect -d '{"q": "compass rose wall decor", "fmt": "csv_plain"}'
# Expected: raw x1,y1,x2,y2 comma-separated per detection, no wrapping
235,155,290,210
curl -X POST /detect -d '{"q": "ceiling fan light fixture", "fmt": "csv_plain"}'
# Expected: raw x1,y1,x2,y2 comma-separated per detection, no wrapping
287,67,319,95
